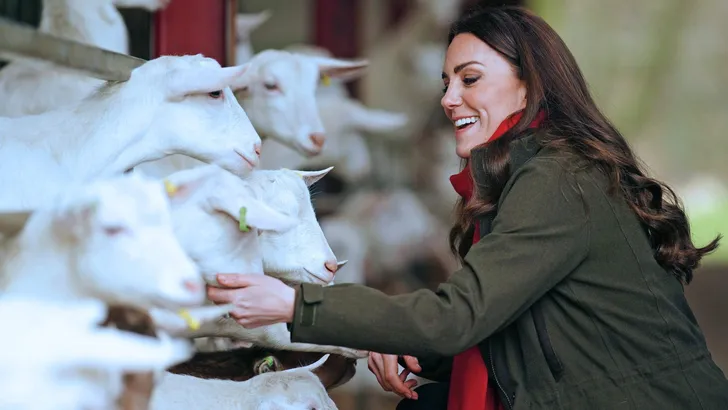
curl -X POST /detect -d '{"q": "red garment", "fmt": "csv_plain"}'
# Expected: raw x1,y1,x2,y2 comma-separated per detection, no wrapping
446,110,545,410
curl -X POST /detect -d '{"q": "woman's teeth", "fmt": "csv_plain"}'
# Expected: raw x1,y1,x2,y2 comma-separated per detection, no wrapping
455,116,479,129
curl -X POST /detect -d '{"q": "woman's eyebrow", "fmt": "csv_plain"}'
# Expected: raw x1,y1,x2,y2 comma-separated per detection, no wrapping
441,61,486,78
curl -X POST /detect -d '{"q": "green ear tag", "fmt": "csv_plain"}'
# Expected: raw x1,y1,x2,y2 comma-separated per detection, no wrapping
239,206,249,232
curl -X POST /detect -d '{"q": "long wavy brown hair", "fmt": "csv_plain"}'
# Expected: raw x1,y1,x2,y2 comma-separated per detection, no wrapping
447,6,720,284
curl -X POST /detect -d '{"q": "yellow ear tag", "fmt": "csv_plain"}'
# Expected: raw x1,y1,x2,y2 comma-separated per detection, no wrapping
293,171,304,178
177,309,200,330
321,74,331,87
239,206,250,232
164,180,178,197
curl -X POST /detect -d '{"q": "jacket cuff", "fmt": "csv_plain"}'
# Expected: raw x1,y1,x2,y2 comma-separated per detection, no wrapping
288,283,324,334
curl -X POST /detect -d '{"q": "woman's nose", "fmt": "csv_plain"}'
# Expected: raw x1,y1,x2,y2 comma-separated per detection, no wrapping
441,86,462,109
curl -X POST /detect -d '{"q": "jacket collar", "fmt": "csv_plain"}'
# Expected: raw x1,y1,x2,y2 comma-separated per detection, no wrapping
449,110,546,201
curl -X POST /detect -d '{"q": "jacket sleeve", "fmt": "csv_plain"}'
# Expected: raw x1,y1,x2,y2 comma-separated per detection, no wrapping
288,157,591,358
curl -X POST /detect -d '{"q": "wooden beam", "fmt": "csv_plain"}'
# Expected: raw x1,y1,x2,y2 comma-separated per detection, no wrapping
0,17,145,81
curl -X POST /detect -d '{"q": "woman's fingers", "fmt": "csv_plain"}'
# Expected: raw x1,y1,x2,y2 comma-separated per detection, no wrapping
403,355,422,373
368,353,418,399
368,353,388,391
383,354,416,399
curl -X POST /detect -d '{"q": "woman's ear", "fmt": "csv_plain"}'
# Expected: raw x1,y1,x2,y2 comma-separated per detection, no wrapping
517,82,527,110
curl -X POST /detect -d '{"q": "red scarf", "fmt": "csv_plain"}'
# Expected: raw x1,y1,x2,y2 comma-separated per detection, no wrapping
447,110,545,410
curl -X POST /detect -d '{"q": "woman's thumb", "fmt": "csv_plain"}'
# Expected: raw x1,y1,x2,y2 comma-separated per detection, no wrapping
403,355,421,373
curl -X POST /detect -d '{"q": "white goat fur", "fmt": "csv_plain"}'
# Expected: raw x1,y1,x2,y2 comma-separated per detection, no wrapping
153,165,366,358
234,11,271,65
0,175,203,410
134,49,370,179
150,354,337,410
0,54,261,209
0,296,192,410
0,173,205,310
0,0,170,118
260,93,409,182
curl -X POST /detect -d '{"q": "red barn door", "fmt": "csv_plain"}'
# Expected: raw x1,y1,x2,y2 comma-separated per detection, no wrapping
152,0,236,66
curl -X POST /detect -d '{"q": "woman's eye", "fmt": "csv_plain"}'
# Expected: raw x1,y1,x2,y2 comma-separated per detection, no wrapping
463,76,480,85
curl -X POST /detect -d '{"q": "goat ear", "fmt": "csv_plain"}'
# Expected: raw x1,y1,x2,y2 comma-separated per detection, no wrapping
292,167,333,187
344,99,409,133
236,11,271,38
52,200,99,241
238,197,297,232
163,168,217,204
283,354,330,374
229,63,254,92
167,64,248,98
208,195,297,233
307,56,369,83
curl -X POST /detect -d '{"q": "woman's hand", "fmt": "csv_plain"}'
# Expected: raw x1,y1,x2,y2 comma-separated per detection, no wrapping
206,273,295,328
368,352,422,400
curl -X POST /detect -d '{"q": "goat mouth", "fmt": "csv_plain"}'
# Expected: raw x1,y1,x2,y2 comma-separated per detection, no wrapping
301,268,333,285
235,151,257,169
296,143,322,158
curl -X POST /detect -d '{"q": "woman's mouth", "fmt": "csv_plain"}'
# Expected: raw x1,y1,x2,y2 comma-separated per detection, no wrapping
454,116,479,132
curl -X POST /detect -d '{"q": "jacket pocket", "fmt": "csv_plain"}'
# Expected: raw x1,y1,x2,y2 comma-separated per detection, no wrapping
532,303,564,381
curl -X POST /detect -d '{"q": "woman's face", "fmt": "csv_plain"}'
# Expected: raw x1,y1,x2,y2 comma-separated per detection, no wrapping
441,33,527,159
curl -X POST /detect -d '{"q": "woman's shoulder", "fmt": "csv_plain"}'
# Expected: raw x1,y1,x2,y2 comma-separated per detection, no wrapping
503,137,608,205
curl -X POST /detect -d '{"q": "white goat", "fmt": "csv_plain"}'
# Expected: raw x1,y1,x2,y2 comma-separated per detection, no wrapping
0,174,205,410
0,173,205,310
134,49,369,178
163,165,340,285
260,93,409,183
152,165,365,358
0,296,192,410
150,354,337,410
234,10,271,65
0,54,261,210
0,0,170,118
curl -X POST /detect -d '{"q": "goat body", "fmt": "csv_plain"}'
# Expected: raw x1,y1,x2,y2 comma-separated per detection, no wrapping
150,355,338,410
0,54,261,209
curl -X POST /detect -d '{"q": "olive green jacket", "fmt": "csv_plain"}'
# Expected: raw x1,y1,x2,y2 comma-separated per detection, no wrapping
288,133,728,409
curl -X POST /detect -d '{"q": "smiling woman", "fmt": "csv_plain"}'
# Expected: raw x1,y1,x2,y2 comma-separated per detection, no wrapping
441,36,527,159
205,5,728,410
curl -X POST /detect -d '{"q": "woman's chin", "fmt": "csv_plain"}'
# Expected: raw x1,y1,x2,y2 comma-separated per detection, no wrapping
455,144,473,159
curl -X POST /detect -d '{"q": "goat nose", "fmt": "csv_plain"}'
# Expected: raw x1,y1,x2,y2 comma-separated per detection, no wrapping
324,260,338,274
182,280,202,293
309,133,326,148
254,142,261,157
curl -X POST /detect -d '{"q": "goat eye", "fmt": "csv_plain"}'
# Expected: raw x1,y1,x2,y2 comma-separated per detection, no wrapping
103,226,126,236
208,90,223,99
264,82,278,91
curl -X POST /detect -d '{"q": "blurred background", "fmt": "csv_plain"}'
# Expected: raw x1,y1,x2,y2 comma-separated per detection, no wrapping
1,0,726,408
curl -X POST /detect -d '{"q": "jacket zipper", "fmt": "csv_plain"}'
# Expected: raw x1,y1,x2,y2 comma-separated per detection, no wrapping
489,340,513,410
